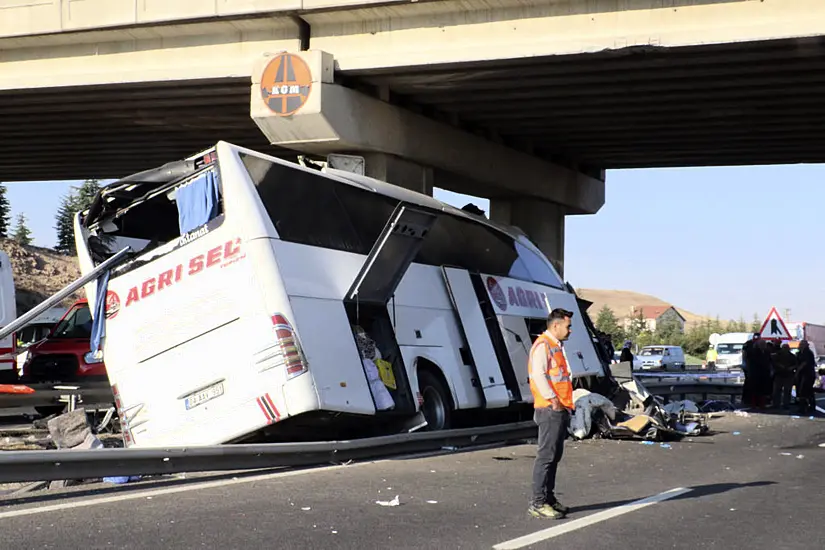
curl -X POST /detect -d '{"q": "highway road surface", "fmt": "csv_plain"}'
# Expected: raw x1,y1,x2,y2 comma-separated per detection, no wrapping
0,409,823,549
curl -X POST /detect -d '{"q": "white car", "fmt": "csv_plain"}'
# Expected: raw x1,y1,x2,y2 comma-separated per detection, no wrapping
637,345,687,371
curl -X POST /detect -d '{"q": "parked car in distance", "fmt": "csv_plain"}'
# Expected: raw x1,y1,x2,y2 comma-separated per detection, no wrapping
638,345,686,371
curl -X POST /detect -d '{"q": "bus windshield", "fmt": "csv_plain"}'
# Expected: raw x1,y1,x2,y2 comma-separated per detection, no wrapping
51,305,93,339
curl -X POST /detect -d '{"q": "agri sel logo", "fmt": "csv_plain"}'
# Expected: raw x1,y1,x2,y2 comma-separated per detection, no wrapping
105,291,121,319
486,277,508,311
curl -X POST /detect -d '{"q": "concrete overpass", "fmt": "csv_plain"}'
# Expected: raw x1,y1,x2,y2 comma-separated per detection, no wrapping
2,0,825,272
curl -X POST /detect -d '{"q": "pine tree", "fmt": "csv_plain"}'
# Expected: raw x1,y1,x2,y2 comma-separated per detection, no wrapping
751,313,761,333
12,213,32,246
54,179,101,254
54,194,79,254
0,184,10,239
76,179,101,208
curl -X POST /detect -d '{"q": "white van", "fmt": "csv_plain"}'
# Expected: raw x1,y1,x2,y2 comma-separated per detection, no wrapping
638,345,686,371
74,142,606,448
0,250,17,382
714,332,753,370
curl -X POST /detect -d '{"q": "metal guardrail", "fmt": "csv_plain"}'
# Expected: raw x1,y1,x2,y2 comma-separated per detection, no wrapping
0,421,538,484
0,383,113,410
633,371,744,382
0,247,132,342
641,380,743,401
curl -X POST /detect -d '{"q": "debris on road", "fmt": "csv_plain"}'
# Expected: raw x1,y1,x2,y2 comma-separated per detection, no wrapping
569,393,617,440
664,400,699,415
376,495,400,507
567,369,711,443
700,401,737,414
103,476,140,484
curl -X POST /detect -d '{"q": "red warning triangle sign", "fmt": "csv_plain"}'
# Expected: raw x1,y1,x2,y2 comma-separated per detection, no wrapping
758,307,791,340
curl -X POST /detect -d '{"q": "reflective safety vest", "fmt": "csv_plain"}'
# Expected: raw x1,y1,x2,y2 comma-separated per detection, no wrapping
528,333,575,410
707,349,718,362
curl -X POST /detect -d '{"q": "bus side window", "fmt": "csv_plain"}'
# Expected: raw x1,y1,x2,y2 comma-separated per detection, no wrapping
242,153,398,254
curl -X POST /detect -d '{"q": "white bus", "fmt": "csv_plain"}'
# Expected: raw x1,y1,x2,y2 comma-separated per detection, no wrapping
74,141,606,448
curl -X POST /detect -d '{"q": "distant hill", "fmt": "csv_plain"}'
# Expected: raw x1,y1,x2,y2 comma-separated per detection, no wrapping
1,239,84,316
575,288,712,327
0,240,719,328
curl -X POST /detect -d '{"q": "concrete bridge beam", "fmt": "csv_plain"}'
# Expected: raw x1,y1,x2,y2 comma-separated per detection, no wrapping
250,50,605,215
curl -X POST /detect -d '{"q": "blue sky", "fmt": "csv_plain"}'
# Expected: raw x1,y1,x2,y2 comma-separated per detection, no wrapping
3,165,823,323
438,164,825,325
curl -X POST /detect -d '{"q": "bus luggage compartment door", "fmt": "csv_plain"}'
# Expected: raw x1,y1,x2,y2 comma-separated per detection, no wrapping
345,204,439,415
441,267,511,409
346,204,437,304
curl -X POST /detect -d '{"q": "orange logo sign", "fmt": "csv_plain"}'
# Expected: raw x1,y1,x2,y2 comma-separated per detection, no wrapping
260,52,313,116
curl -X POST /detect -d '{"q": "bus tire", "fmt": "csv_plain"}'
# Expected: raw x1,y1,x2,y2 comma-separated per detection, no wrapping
418,369,452,431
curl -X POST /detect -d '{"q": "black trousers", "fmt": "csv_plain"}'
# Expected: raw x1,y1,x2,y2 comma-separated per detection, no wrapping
531,407,570,506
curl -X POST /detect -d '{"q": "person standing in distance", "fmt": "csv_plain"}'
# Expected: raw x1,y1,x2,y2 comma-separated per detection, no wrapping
527,308,576,519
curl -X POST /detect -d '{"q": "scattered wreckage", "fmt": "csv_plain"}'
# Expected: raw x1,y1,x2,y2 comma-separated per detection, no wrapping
568,361,713,442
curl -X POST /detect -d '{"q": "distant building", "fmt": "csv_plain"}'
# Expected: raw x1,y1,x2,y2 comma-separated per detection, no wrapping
625,305,686,334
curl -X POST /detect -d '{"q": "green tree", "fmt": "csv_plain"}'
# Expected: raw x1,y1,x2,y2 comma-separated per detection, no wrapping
54,194,78,254
594,305,624,342
12,213,32,245
76,179,101,207
751,313,761,333
0,184,10,239
655,317,684,345
636,329,657,349
54,179,102,254
626,309,648,341
682,321,716,356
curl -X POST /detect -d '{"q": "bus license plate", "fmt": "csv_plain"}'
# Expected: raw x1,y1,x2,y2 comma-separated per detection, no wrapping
184,382,224,410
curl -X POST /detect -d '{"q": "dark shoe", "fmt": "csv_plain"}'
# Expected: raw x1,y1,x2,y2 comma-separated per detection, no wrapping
550,500,570,514
528,504,565,519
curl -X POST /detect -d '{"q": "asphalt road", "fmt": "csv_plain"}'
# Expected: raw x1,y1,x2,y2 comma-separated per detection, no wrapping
0,407,823,550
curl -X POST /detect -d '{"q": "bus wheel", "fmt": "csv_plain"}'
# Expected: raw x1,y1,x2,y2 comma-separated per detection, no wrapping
418,370,452,431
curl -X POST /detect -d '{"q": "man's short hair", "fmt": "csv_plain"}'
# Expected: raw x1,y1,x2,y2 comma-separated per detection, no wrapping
547,308,574,326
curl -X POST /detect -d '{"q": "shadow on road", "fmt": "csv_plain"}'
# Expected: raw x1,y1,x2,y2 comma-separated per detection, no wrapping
571,481,777,514
0,466,293,509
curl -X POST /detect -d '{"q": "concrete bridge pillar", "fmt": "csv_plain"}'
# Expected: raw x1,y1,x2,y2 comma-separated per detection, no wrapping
490,198,566,277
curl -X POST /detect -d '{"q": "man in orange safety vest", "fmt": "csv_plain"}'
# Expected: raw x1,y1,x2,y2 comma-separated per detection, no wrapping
527,308,576,520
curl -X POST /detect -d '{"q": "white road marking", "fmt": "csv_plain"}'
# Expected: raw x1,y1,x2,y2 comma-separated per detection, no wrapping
493,487,692,550
815,406,825,415
0,461,376,520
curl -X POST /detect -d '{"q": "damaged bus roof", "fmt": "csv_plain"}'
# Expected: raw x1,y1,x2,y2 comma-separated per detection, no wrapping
80,142,560,281
83,147,216,228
